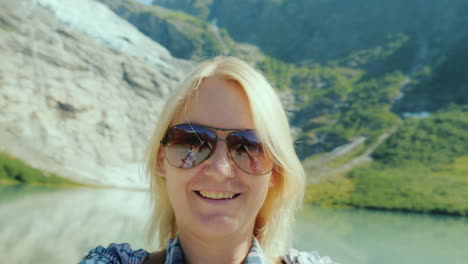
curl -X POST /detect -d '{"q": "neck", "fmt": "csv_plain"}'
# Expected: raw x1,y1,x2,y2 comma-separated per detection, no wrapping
178,231,253,264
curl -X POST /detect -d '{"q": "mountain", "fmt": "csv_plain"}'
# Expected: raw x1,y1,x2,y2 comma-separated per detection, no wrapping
152,0,468,63
98,0,468,158
1,0,466,214
0,0,191,188
97,0,262,61
150,0,468,111
99,0,468,214
96,0,298,115
101,0,466,146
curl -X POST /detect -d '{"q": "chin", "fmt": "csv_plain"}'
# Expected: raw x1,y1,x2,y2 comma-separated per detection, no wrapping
199,215,239,235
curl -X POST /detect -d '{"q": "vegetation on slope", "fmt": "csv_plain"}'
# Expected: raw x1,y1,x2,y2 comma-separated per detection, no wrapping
155,0,468,64
306,105,468,216
257,53,405,157
151,0,213,20
0,152,77,185
393,35,468,112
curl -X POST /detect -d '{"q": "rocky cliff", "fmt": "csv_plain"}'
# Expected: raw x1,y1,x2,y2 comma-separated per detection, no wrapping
0,0,191,188
97,0,257,60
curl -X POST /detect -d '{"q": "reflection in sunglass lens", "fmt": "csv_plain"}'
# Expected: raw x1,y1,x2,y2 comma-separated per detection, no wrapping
162,124,273,175
163,125,215,168
228,131,273,175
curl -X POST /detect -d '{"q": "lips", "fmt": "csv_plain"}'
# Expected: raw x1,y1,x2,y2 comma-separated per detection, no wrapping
194,190,241,200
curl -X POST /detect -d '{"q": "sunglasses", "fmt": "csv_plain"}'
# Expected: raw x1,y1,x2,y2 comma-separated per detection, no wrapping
160,123,274,175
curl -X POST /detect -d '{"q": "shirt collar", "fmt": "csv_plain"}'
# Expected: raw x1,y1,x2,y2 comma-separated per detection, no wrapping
164,235,269,264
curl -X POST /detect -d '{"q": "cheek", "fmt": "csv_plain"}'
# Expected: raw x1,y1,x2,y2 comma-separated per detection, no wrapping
251,176,272,208
163,165,202,208
164,168,189,206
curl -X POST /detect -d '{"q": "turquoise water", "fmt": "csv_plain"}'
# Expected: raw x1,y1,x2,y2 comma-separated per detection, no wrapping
295,206,468,263
1,185,467,263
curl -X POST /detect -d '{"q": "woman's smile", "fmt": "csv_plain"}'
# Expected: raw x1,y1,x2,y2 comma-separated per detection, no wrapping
194,190,242,200
193,190,243,206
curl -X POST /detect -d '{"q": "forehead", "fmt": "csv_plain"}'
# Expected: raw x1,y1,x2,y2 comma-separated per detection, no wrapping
172,77,255,130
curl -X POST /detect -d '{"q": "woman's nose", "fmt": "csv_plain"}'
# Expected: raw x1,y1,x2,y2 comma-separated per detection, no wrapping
204,141,234,179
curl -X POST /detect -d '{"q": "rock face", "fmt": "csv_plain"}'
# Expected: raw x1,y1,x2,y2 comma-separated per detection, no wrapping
0,0,191,188
97,0,233,60
31,0,176,70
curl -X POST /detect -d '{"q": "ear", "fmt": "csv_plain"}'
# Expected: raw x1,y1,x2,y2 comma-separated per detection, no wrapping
155,146,167,178
269,168,279,188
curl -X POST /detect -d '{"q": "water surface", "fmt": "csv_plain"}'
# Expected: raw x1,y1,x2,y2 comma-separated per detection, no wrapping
295,206,468,263
1,185,467,263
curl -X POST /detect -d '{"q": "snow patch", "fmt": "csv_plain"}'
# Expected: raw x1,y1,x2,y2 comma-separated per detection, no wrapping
29,0,174,70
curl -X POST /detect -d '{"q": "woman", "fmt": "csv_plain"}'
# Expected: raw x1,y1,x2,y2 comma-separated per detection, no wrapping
79,57,336,264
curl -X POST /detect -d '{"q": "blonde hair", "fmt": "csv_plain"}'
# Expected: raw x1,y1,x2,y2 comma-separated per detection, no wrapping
145,56,305,258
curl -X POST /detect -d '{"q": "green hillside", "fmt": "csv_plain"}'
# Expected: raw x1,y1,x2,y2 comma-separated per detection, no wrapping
393,35,468,112
152,0,468,63
0,152,77,186
307,105,468,216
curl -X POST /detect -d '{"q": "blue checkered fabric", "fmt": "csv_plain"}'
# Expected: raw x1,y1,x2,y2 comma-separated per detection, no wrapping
78,236,337,264
162,236,269,264
79,243,149,264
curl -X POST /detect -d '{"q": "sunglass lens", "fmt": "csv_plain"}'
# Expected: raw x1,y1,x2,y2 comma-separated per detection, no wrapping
228,131,273,175
164,125,215,169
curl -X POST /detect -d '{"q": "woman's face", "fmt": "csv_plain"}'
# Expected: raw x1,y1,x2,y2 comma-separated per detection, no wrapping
158,77,274,240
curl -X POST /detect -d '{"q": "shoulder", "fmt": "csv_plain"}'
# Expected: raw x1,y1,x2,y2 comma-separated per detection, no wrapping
78,243,150,264
281,249,338,264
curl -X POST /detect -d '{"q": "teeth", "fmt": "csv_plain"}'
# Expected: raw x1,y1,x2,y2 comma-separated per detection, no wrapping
199,191,236,199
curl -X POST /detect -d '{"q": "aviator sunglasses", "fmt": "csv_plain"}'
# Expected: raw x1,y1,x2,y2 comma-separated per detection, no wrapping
160,123,274,175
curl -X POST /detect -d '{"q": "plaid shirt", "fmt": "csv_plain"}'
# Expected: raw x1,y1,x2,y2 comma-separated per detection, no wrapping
79,236,336,264
163,236,267,264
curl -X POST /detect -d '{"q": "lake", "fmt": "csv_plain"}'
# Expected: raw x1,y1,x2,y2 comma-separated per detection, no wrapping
1,185,467,264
